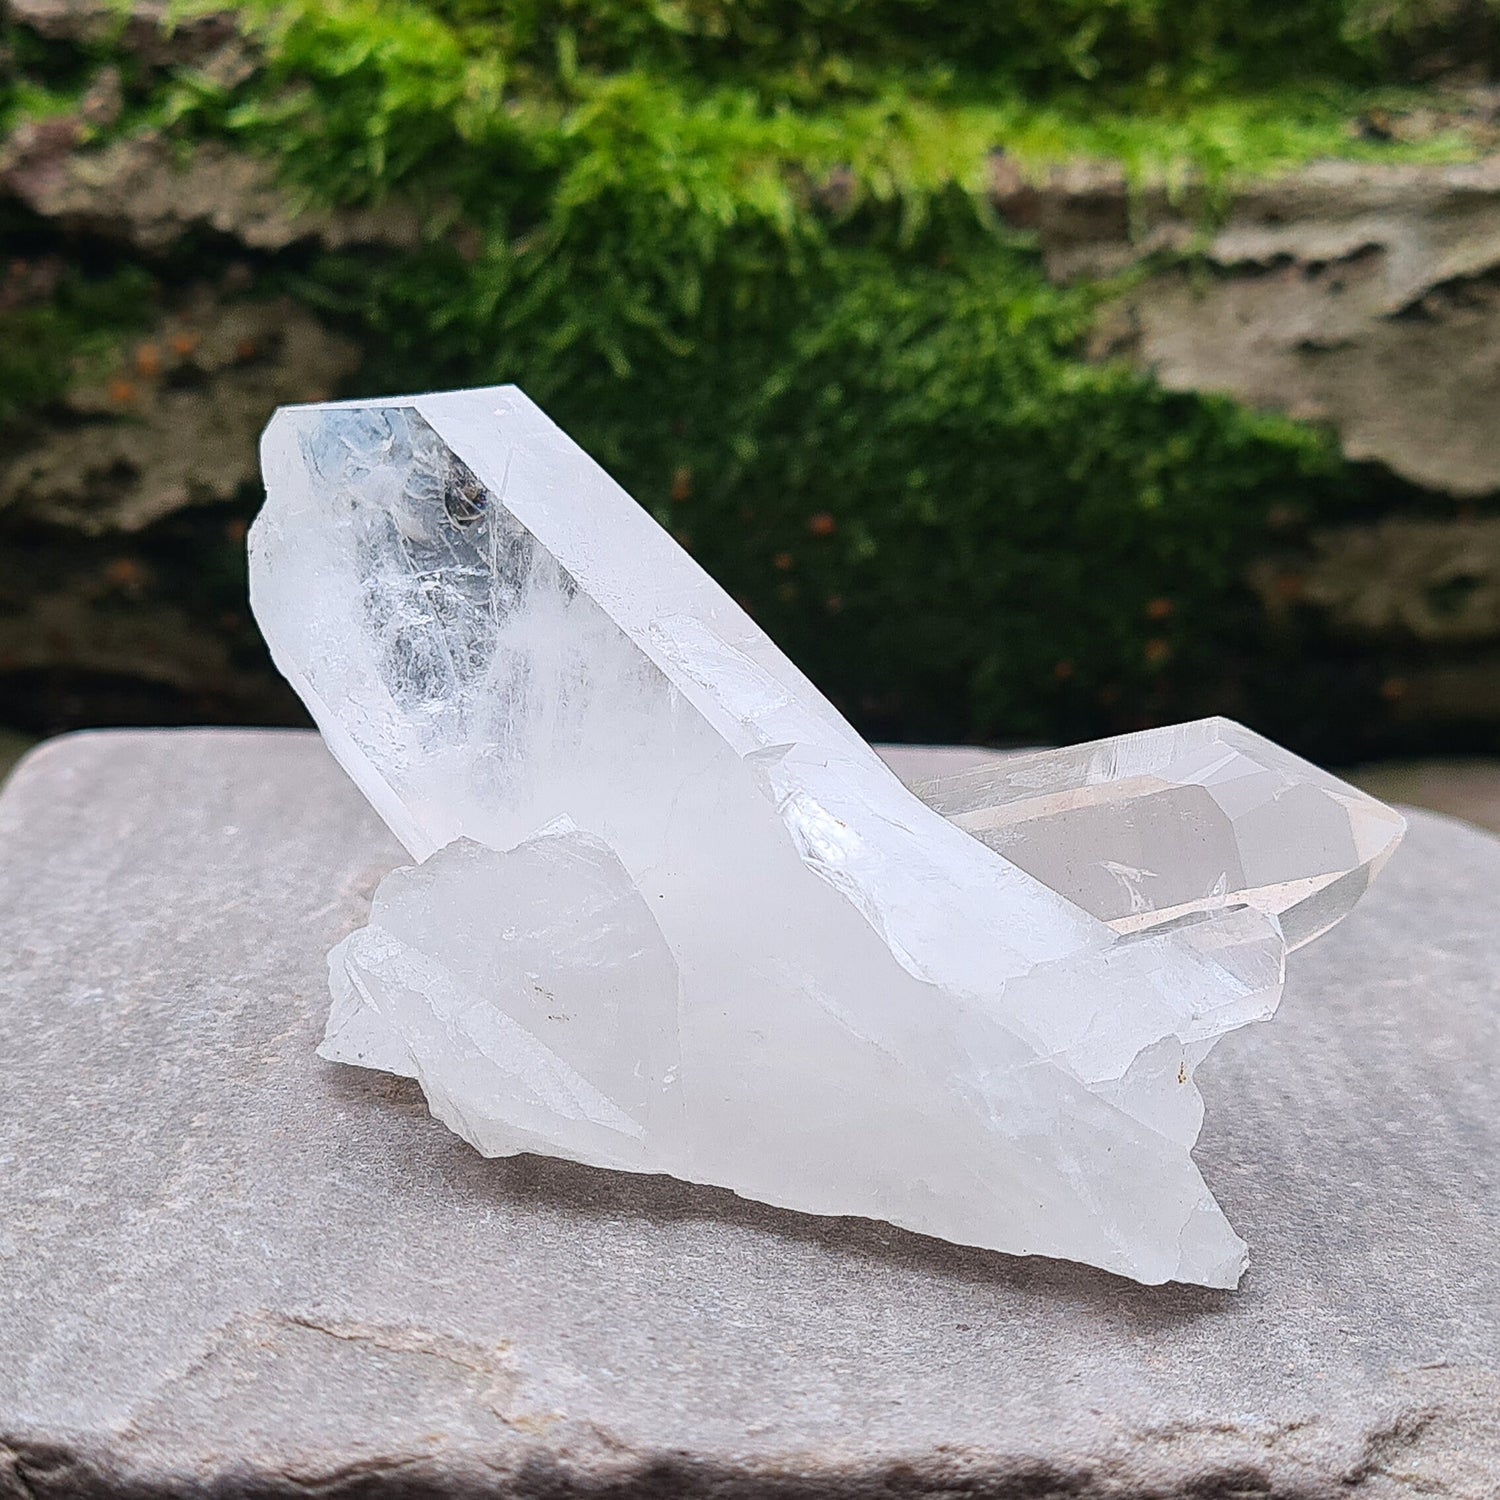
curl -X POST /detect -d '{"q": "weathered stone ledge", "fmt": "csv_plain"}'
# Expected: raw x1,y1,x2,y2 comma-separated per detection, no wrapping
993,151,1500,498
1,731,1496,1497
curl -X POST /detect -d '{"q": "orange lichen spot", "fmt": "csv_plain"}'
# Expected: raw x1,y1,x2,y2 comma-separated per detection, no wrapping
1380,676,1409,703
225,519,248,544
234,337,261,363
807,511,836,538
1144,638,1172,666
773,551,795,572
670,465,693,504
107,378,138,406
134,343,163,378
169,331,200,359
1145,597,1173,621
104,557,148,590
824,594,844,615
1053,660,1075,682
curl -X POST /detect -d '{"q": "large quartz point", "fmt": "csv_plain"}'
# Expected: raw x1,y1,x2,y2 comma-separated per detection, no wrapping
248,387,1404,1288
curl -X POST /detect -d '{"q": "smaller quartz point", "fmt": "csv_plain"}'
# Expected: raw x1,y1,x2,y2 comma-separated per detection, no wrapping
248,386,1406,1289
326,822,683,1171
914,718,1406,951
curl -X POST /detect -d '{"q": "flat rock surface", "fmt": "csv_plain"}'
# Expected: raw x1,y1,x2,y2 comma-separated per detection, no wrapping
1,729,1497,1498
1353,758,1500,843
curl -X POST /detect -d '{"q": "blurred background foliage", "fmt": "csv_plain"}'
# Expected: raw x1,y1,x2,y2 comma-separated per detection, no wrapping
2,0,1499,757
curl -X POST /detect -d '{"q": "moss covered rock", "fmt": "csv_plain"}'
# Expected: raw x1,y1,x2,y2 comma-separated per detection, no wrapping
1,0,1497,755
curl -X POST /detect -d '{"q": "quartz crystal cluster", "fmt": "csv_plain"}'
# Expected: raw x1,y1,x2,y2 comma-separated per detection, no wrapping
248,387,1404,1288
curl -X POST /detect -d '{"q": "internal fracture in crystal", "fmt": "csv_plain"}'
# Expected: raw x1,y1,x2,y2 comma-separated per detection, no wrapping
248,387,1404,1288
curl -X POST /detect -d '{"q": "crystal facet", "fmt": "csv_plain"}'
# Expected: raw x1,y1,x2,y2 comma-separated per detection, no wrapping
248,387,1404,1288
915,717,1406,952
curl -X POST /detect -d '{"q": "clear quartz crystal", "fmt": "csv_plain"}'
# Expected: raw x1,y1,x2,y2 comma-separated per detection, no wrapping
248,387,1404,1288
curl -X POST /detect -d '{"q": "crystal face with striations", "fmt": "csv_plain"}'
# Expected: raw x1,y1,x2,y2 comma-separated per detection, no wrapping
248,387,1404,1288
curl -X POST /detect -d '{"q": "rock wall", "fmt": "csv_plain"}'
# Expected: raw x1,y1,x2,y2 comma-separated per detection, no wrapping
995,148,1500,739
0,2,382,726
4,0,1500,751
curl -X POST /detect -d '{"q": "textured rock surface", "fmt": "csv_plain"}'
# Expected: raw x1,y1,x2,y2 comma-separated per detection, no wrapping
0,278,351,730
1,730,1496,1496
4,0,239,64
1130,161,1500,500
0,130,422,254
1010,155,1500,499
1247,515,1500,735
991,150,1500,733
1255,516,1500,647
1,289,359,534
0,1,387,734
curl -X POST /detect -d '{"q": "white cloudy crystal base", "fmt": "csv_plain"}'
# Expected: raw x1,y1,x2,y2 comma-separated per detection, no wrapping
248,386,1404,1288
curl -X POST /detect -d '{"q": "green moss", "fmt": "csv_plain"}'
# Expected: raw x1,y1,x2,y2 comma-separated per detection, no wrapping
173,0,1483,204
0,257,156,433
233,0,1500,97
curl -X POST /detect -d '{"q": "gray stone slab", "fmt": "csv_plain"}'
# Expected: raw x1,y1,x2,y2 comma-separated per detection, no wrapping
1,729,1497,1498
1352,759,1500,842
